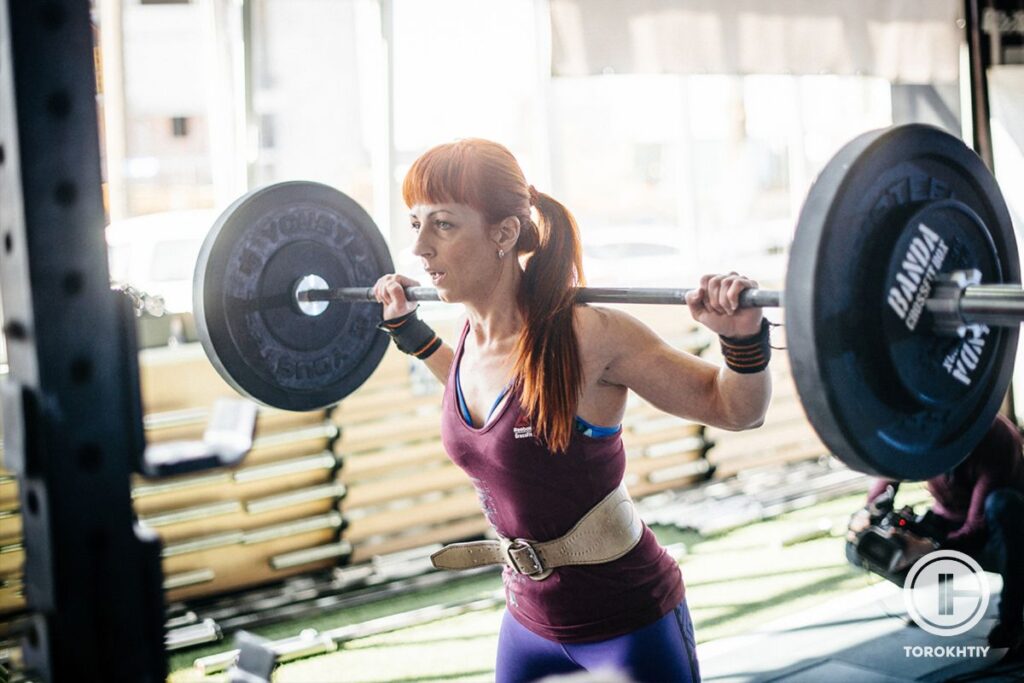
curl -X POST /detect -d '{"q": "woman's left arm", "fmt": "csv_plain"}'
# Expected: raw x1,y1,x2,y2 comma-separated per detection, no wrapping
711,360,772,430
597,273,771,430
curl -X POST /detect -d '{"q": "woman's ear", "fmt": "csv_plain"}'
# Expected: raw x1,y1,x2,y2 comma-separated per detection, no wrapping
494,215,521,253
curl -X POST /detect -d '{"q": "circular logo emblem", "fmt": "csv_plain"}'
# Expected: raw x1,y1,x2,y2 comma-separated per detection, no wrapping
903,550,990,636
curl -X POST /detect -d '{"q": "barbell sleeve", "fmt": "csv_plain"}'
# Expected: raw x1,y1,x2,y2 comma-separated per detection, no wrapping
297,286,784,308
958,285,1024,327
925,271,1024,332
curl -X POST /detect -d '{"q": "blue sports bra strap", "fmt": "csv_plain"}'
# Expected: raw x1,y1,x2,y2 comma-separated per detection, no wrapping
574,415,622,438
488,383,512,420
455,355,513,427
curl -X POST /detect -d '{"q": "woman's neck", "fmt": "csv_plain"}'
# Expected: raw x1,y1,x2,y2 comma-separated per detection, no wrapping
463,262,524,351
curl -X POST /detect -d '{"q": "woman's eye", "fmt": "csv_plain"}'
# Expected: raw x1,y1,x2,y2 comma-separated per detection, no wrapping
410,222,421,231
437,220,453,230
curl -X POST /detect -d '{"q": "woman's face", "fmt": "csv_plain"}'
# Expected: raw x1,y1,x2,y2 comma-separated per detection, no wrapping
409,202,501,303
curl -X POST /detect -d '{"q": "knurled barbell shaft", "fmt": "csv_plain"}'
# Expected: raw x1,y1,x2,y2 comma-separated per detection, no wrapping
298,286,784,308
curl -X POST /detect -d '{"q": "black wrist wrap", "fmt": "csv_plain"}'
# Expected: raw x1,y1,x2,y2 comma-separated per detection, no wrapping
377,309,443,359
719,318,771,374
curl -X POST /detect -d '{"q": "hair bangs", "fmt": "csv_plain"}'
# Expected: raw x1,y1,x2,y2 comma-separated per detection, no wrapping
402,143,482,211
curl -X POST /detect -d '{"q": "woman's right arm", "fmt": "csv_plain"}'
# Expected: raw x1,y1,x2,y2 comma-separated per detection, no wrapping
420,344,455,384
373,273,454,383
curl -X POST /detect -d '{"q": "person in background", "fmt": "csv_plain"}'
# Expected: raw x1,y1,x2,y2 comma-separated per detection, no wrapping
850,415,1024,649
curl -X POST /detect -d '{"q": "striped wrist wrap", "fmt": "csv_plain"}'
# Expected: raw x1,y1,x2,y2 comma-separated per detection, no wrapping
719,318,771,374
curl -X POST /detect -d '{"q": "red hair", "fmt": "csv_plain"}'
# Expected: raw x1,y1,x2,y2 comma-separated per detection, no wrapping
403,139,586,452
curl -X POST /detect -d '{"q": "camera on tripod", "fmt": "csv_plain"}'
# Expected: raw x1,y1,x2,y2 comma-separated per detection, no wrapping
846,485,941,585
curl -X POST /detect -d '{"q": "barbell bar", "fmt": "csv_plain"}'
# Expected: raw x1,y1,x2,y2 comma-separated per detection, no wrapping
193,124,1021,480
294,281,1024,333
296,285,784,308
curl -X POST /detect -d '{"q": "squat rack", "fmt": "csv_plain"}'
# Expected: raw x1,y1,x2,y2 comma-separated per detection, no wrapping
1,1,165,680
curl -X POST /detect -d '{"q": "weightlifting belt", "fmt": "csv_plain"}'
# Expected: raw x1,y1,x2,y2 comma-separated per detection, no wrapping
430,482,643,581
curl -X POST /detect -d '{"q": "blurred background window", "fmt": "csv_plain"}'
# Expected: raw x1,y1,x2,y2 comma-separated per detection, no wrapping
120,0,212,215
2,0,1013,393
77,0,1024,360
100,0,973,287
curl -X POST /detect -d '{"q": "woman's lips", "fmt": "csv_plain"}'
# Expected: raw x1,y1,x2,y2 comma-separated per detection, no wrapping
429,271,446,285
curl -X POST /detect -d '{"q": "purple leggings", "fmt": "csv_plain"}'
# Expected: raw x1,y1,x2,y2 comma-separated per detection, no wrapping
495,601,700,683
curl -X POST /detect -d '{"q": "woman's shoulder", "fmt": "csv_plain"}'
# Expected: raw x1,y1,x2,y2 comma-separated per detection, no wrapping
573,304,651,334
573,305,655,356
573,303,613,337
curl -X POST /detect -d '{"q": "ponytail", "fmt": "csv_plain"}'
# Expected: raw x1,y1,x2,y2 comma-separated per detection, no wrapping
511,191,586,453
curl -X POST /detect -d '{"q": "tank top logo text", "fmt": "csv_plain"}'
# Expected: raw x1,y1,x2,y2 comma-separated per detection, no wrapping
513,414,533,439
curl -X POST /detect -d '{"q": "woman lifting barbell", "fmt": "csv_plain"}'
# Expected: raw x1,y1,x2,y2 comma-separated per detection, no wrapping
372,138,772,683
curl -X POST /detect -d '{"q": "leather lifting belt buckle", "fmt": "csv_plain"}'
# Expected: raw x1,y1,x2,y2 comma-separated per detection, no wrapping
429,482,644,581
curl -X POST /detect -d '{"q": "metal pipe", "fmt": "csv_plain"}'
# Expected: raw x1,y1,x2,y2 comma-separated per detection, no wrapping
299,286,783,308
964,0,994,170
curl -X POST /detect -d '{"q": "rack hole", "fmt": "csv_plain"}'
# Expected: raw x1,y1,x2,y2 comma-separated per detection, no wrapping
46,91,71,119
78,444,102,473
70,357,92,384
62,271,83,296
40,3,66,30
54,181,77,207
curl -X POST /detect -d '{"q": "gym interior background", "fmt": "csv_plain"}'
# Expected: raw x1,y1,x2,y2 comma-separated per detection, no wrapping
2,0,1024,681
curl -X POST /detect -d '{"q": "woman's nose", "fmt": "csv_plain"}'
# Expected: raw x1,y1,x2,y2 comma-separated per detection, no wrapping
411,229,432,257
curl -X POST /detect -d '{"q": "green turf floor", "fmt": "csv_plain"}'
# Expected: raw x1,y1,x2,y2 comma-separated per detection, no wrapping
168,484,931,682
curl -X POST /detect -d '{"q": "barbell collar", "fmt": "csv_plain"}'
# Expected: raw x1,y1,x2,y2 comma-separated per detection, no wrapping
297,286,784,308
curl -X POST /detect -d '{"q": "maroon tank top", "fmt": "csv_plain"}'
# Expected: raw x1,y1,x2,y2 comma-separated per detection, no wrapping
441,323,684,643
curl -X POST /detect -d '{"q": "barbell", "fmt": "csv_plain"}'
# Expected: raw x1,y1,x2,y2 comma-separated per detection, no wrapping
192,124,1022,481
